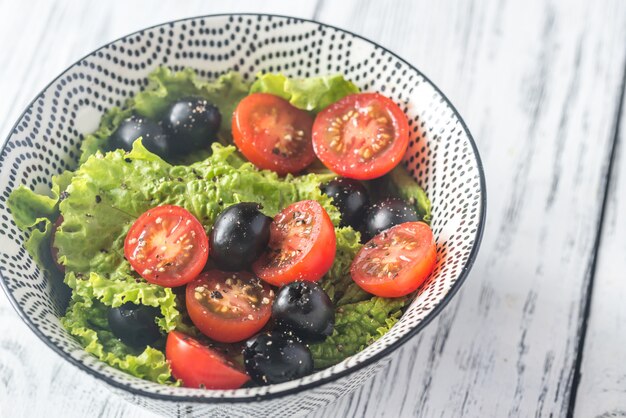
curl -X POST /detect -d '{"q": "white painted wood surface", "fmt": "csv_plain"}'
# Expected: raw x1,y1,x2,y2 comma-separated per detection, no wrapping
574,69,626,416
1,1,625,417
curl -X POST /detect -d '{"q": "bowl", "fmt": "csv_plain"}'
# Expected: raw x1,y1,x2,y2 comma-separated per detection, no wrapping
0,13,485,417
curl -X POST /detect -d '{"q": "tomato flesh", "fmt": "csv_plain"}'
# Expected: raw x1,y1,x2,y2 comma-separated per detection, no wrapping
312,93,409,180
351,222,437,297
166,330,250,389
232,93,315,175
253,200,336,286
186,270,274,343
124,205,209,287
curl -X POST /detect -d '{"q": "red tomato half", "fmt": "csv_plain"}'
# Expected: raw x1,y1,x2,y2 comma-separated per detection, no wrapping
232,93,315,175
252,200,336,286
312,93,409,180
350,222,437,297
124,205,209,287
186,270,274,343
166,330,250,389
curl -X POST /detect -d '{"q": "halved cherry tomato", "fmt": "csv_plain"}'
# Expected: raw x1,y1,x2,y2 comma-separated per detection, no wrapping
124,205,209,287
312,93,409,180
252,200,336,286
232,93,315,175
166,330,250,389
50,216,64,272
186,270,274,343
350,222,437,297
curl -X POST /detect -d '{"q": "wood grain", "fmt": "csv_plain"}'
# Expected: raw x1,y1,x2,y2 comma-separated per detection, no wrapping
1,0,626,417
574,72,626,417
311,0,626,416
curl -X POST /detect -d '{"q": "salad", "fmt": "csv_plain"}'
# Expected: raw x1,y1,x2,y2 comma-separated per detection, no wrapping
8,67,436,389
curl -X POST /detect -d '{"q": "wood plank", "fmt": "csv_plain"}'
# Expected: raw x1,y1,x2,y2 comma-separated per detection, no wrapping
574,70,626,417
310,0,626,416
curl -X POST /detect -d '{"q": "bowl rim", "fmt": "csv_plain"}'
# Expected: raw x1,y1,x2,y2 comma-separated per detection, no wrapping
0,12,487,404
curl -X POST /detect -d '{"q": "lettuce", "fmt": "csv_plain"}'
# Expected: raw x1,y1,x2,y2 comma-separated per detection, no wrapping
65,271,180,332
250,73,359,113
319,227,369,306
131,67,249,139
55,140,351,279
79,107,133,164
79,68,250,163
61,298,174,384
14,140,364,383
7,67,419,384
388,166,431,223
310,297,406,369
60,269,182,383
370,165,432,224
10,138,398,382
8,186,58,230
7,170,73,267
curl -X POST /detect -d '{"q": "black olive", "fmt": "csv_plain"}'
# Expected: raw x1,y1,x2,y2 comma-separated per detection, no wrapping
243,332,314,385
320,178,369,229
162,97,221,155
108,115,170,158
107,303,162,349
361,198,419,241
210,202,272,271
272,281,334,342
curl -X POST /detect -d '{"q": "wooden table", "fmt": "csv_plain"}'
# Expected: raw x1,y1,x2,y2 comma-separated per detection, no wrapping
1,0,625,416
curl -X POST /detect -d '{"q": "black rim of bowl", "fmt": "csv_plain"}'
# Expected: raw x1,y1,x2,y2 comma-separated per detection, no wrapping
0,13,487,404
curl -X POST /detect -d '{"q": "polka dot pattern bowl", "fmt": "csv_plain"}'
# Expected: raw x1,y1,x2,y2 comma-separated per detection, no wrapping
0,14,485,417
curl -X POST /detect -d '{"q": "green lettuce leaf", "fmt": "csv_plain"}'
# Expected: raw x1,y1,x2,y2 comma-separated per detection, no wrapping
60,270,182,384
250,73,359,112
132,67,249,140
56,140,354,279
371,165,432,224
319,227,369,306
389,166,431,223
78,67,250,163
65,271,180,332
310,297,406,369
23,219,54,268
79,107,133,164
61,298,174,384
7,170,73,267
335,282,371,306
8,186,57,230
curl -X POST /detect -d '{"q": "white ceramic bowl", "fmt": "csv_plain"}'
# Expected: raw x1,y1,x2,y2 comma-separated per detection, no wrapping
0,14,485,417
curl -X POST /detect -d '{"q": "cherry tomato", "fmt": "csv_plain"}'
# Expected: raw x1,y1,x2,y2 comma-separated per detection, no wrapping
186,270,275,343
350,222,437,297
166,330,250,389
232,93,315,175
252,200,336,286
312,93,409,180
124,205,209,287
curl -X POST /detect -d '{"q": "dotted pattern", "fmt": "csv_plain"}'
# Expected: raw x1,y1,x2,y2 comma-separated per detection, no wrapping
0,15,484,416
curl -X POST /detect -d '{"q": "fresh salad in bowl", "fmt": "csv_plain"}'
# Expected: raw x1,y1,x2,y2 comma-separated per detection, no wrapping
8,67,435,389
